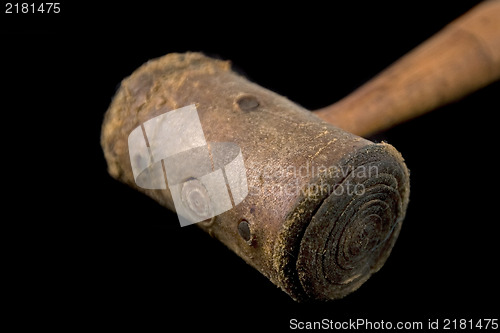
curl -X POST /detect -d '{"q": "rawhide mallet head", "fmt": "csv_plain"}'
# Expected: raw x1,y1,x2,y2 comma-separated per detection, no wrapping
101,52,409,301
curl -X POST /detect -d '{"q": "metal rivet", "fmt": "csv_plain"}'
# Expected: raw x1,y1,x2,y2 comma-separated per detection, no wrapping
238,220,252,242
181,178,212,220
236,95,259,111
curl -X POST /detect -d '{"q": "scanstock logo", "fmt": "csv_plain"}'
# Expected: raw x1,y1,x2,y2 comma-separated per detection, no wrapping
127,104,248,226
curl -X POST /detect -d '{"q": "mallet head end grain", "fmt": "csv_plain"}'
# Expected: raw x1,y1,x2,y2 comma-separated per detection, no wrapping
274,142,409,302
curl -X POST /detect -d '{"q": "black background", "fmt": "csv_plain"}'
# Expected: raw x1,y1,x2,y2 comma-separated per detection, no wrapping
3,1,499,330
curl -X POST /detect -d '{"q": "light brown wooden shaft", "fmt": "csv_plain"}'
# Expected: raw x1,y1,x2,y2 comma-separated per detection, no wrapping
314,1,500,137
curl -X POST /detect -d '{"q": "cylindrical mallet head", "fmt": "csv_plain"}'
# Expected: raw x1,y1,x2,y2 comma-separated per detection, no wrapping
101,53,409,301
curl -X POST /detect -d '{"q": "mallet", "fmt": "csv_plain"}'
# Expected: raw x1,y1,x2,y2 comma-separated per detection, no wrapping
101,1,500,302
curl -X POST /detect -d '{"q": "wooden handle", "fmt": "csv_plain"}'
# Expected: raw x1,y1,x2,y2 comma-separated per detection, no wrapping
314,1,500,137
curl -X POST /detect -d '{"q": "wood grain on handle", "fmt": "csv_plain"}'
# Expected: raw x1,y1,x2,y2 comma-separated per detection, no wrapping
314,1,500,137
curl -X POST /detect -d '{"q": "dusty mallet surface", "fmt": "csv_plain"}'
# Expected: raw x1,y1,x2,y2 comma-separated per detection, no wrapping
101,53,410,301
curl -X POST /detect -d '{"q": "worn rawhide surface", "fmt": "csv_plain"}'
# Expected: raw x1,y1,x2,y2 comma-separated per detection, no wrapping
101,53,410,301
